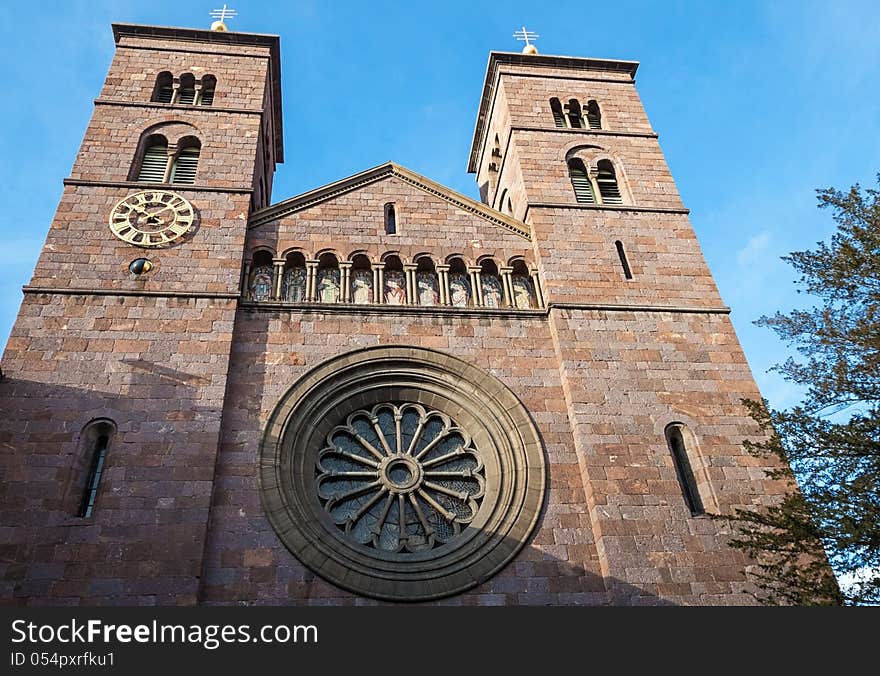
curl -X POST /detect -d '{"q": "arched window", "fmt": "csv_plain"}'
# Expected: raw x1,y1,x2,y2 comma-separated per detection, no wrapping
615,240,633,279
77,420,115,518
447,257,471,307
566,99,584,129
282,252,307,303
596,160,623,205
511,259,536,309
383,255,406,305
550,98,566,128
316,253,341,303
136,135,169,182
248,251,274,301
416,257,439,306
170,138,200,184
586,100,602,130
199,74,216,106
567,158,595,204
480,259,504,308
177,73,196,105
665,424,705,516
350,254,373,305
384,203,397,235
152,71,173,103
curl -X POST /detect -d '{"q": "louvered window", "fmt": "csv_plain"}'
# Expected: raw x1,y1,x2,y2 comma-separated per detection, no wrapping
177,88,196,105
587,100,602,129
199,88,215,106
170,148,199,184
155,86,173,103
137,143,168,182
567,99,584,129
568,160,595,204
550,98,566,127
596,161,622,204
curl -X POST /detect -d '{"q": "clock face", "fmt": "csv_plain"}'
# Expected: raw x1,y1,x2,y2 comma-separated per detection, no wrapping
108,191,195,247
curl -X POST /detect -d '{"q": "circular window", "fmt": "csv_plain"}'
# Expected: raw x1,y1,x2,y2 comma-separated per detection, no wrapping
260,345,546,601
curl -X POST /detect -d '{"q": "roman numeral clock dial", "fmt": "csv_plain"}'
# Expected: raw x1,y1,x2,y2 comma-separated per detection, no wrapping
108,191,195,247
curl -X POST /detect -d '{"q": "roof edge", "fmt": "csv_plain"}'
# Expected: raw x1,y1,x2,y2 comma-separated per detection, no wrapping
467,51,640,173
112,23,284,163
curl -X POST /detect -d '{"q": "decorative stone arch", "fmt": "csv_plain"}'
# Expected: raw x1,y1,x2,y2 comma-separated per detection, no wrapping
563,144,633,206
280,245,308,260
444,252,472,267
129,121,201,182
259,345,547,601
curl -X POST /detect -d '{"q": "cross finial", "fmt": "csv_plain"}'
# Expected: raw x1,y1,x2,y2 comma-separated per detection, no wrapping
210,4,237,31
513,26,540,54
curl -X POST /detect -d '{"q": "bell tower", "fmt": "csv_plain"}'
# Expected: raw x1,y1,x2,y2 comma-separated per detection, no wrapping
468,49,787,603
0,22,282,604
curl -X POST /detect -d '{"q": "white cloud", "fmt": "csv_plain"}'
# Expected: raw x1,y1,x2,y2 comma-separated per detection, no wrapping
736,230,772,268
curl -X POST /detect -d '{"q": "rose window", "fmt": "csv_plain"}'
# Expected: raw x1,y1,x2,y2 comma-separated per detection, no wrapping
316,403,486,552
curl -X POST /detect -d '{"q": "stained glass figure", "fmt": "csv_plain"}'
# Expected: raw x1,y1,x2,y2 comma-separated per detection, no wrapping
511,274,535,309
317,268,340,303
448,272,471,307
351,269,373,305
282,266,306,302
417,272,439,306
249,265,273,301
384,270,406,305
482,274,504,308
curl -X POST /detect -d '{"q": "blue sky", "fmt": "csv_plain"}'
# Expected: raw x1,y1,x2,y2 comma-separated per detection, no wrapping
0,0,878,411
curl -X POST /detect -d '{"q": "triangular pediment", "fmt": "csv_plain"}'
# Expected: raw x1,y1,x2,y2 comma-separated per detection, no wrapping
248,162,531,240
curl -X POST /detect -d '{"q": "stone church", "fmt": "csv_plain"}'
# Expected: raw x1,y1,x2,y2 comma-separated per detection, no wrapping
0,19,790,605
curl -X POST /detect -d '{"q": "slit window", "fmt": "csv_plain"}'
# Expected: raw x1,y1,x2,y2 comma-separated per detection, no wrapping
567,159,595,204
566,99,584,128
384,203,397,234
79,432,110,518
666,425,705,516
615,240,633,279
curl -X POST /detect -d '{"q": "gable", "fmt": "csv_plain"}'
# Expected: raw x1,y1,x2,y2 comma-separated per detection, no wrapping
249,162,531,241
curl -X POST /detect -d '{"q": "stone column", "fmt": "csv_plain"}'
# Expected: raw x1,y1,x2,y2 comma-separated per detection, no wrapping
372,263,385,304
436,264,450,306
404,263,418,305
531,267,546,309
171,80,181,104
305,260,319,302
193,83,203,106
339,261,353,303
241,261,252,299
469,267,483,307
272,259,285,301
500,266,514,308
163,143,177,183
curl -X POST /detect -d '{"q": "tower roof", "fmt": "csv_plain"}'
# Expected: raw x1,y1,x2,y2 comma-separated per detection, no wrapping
467,51,639,174
112,23,284,162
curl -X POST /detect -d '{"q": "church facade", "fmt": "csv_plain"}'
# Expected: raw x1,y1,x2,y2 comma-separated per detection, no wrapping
0,22,789,605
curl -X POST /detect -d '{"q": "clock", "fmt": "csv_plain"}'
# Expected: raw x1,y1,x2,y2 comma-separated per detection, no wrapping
108,190,194,247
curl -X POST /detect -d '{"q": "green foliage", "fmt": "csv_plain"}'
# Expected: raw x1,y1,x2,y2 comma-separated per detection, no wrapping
728,176,880,606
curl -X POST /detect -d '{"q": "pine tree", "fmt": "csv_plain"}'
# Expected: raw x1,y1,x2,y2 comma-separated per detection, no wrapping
727,176,880,605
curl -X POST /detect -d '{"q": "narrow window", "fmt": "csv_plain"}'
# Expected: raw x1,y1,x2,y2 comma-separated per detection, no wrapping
349,254,374,305
282,252,307,303
666,425,705,516
498,188,509,213
78,434,110,519
137,136,169,182
447,257,471,307
615,240,633,279
596,159,623,205
248,250,274,301
480,259,504,308
566,99,584,128
511,259,537,309
550,98,566,128
316,253,341,303
170,139,200,184
415,257,439,306
567,159,595,204
383,255,406,305
199,75,216,106
507,196,513,215
177,73,196,105
152,71,173,104
384,203,397,234
586,100,602,129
